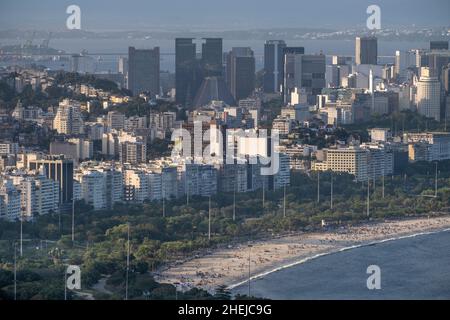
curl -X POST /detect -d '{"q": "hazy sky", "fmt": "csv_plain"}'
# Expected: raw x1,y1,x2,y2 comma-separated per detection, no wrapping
1,0,449,31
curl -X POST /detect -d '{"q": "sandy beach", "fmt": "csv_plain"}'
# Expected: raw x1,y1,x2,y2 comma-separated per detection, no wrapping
154,216,450,293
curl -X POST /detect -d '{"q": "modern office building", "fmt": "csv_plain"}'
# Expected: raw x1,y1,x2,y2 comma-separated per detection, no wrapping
128,47,160,96
175,38,198,107
281,47,305,99
430,41,449,50
201,38,223,77
29,155,74,205
355,37,378,65
416,67,441,121
226,47,255,101
283,53,326,104
264,40,287,93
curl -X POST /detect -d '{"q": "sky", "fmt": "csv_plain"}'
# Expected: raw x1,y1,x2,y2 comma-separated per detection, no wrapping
0,0,449,31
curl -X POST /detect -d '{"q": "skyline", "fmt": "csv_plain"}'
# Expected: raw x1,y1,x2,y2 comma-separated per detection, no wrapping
1,1,450,304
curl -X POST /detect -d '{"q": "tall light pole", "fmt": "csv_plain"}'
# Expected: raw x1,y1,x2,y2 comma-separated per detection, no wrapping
434,162,438,198
262,178,265,210
186,180,189,206
125,223,130,300
20,212,23,257
233,183,236,222
366,176,370,218
317,172,320,203
14,242,17,300
330,175,333,210
283,184,286,218
64,268,67,300
382,169,385,199
208,196,211,241
71,198,75,243
162,195,166,218
248,244,252,297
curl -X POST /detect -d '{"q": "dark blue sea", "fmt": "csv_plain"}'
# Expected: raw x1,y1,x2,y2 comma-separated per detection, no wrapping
232,229,450,299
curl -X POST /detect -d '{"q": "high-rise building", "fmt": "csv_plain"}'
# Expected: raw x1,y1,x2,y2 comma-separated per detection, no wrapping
226,47,255,101
264,40,287,93
53,99,84,135
106,111,125,131
175,38,197,106
416,67,441,121
119,140,147,164
283,53,326,104
355,37,378,65
128,47,160,96
281,47,305,97
312,146,370,182
29,155,74,206
201,38,223,77
404,132,450,161
0,180,21,221
430,41,449,50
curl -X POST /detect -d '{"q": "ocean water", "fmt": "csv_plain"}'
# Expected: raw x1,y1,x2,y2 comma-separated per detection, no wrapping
1,39,428,73
232,230,450,299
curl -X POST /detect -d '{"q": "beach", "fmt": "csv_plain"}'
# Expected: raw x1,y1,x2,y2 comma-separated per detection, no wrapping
154,215,450,293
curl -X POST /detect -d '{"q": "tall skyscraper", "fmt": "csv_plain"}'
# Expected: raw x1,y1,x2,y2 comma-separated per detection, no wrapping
202,38,223,77
128,47,160,96
283,53,326,104
355,37,378,65
416,67,441,121
264,40,286,93
226,47,255,101
175,38,198,107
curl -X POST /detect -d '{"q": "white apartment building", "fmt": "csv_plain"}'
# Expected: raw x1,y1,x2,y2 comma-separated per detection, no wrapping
404,132,450,162
53,99,84,135
0,142,19,155
0,179,21,221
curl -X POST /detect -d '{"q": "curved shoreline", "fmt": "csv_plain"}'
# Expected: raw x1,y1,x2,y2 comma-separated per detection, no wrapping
155,216,450,293
228,227,450,290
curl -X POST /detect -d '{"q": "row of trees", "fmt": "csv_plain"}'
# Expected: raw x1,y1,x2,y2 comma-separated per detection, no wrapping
0,161,449,299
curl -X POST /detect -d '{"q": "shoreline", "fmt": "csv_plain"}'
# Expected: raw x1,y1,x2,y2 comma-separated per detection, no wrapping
154,215,450,293
228,226,450,291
